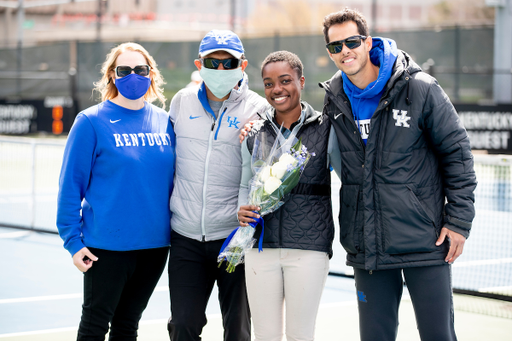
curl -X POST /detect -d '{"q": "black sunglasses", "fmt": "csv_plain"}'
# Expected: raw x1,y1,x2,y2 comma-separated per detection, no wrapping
326,35,367,54
115,65,151,78
201,58,241,70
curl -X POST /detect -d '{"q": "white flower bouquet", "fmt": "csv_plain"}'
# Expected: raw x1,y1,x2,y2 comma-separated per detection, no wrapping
218,130,313,273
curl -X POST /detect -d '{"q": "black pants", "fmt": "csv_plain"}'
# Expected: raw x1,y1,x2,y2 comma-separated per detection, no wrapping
167,231,250,341
77,247,169,341
354,265,457,341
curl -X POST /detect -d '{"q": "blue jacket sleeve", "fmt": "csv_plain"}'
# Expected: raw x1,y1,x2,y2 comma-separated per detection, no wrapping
56,113,97,256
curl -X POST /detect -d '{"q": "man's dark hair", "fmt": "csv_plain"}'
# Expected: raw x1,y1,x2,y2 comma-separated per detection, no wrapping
261,50,303,78
322,7,370,44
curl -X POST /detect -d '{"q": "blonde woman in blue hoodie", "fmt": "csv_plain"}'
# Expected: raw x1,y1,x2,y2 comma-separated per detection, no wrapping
57,42,175,340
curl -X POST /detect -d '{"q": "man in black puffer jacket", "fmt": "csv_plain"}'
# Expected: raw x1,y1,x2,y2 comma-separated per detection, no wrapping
319,8,477,341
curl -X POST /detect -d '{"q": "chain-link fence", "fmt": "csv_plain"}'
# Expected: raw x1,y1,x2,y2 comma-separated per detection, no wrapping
0,25,497,116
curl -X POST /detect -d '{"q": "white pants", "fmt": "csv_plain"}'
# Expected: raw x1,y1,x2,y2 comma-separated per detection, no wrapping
245,248,330,341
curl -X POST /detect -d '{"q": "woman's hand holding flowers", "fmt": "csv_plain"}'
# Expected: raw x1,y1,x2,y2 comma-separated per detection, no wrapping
238,205,261,227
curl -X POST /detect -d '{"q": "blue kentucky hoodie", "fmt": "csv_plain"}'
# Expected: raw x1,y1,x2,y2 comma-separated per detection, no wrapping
342,37,398,145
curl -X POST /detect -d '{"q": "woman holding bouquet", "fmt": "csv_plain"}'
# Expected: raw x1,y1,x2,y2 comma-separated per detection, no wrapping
237,51,341,341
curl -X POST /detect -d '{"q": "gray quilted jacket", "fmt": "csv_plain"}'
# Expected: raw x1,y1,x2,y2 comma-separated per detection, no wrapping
169,73,268,241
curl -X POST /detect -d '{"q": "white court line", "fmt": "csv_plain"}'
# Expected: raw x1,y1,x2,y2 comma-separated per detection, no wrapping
478,285,512,293
0,293,82,304
0,326,78,338
136,314,222,326
0,231,31,239
317,300,358,308
0,286,169,304
0,317,224,338
0,195,57,204
453,257,512,268
0,301,355,338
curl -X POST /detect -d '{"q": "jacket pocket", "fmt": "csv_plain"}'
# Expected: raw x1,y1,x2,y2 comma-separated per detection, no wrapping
379,183,437,254
339,184,362,254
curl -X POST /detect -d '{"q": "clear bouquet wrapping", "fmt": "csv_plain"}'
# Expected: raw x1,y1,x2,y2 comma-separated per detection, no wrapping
218,128,313,272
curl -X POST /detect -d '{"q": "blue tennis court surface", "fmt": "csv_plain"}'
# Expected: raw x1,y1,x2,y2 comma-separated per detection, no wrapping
1,227,512,341
0,227,357,336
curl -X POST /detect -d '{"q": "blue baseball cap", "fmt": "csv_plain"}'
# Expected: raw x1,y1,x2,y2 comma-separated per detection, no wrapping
198,30,244,59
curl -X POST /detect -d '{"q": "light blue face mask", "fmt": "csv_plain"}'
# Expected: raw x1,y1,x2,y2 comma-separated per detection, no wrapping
199,67,243,99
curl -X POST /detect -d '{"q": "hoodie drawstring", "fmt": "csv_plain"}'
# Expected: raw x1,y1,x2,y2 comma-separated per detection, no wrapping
405,71,412,106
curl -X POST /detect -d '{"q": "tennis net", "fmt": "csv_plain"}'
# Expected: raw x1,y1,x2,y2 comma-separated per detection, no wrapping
329,154,512,318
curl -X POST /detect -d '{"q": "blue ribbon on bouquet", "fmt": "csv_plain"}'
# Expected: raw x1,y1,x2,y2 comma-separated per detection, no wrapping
219,213,265,255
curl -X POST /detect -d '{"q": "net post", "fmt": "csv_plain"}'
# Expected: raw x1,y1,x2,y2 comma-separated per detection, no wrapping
30,140,36,229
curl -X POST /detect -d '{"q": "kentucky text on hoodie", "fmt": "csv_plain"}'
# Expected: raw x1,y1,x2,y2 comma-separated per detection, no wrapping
57,100,176,256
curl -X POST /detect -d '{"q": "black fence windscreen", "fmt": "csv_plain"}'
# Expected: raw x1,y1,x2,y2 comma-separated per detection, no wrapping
0,26,497,116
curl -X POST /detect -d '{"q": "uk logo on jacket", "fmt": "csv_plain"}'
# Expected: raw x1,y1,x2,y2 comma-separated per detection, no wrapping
393,109,411,128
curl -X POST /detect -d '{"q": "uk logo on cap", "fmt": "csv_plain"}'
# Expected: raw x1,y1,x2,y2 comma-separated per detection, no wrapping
199,30,244,59
214,32,230,45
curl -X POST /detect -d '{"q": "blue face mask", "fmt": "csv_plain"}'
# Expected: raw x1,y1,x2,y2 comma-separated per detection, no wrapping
115,73,151,100
199,67,243,99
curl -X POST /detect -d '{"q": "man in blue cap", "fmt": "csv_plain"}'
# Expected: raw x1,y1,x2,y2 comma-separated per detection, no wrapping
167,29,268,341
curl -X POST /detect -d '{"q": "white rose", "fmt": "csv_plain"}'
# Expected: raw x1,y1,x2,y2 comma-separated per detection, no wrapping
271,161,288,179
259,165,272,182
279,153,297,166
264,176,282,194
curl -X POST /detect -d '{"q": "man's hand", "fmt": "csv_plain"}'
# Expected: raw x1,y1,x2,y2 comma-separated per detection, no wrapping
239,121,255,143
238,205,261,227
436,227,466,264
72,247,98,272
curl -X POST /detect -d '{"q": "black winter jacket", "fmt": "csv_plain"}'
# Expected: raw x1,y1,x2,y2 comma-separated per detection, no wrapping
320,50,477,270
244,102,335,256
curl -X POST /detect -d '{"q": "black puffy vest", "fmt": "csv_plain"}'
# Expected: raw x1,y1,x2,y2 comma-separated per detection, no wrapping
247,105,334,256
